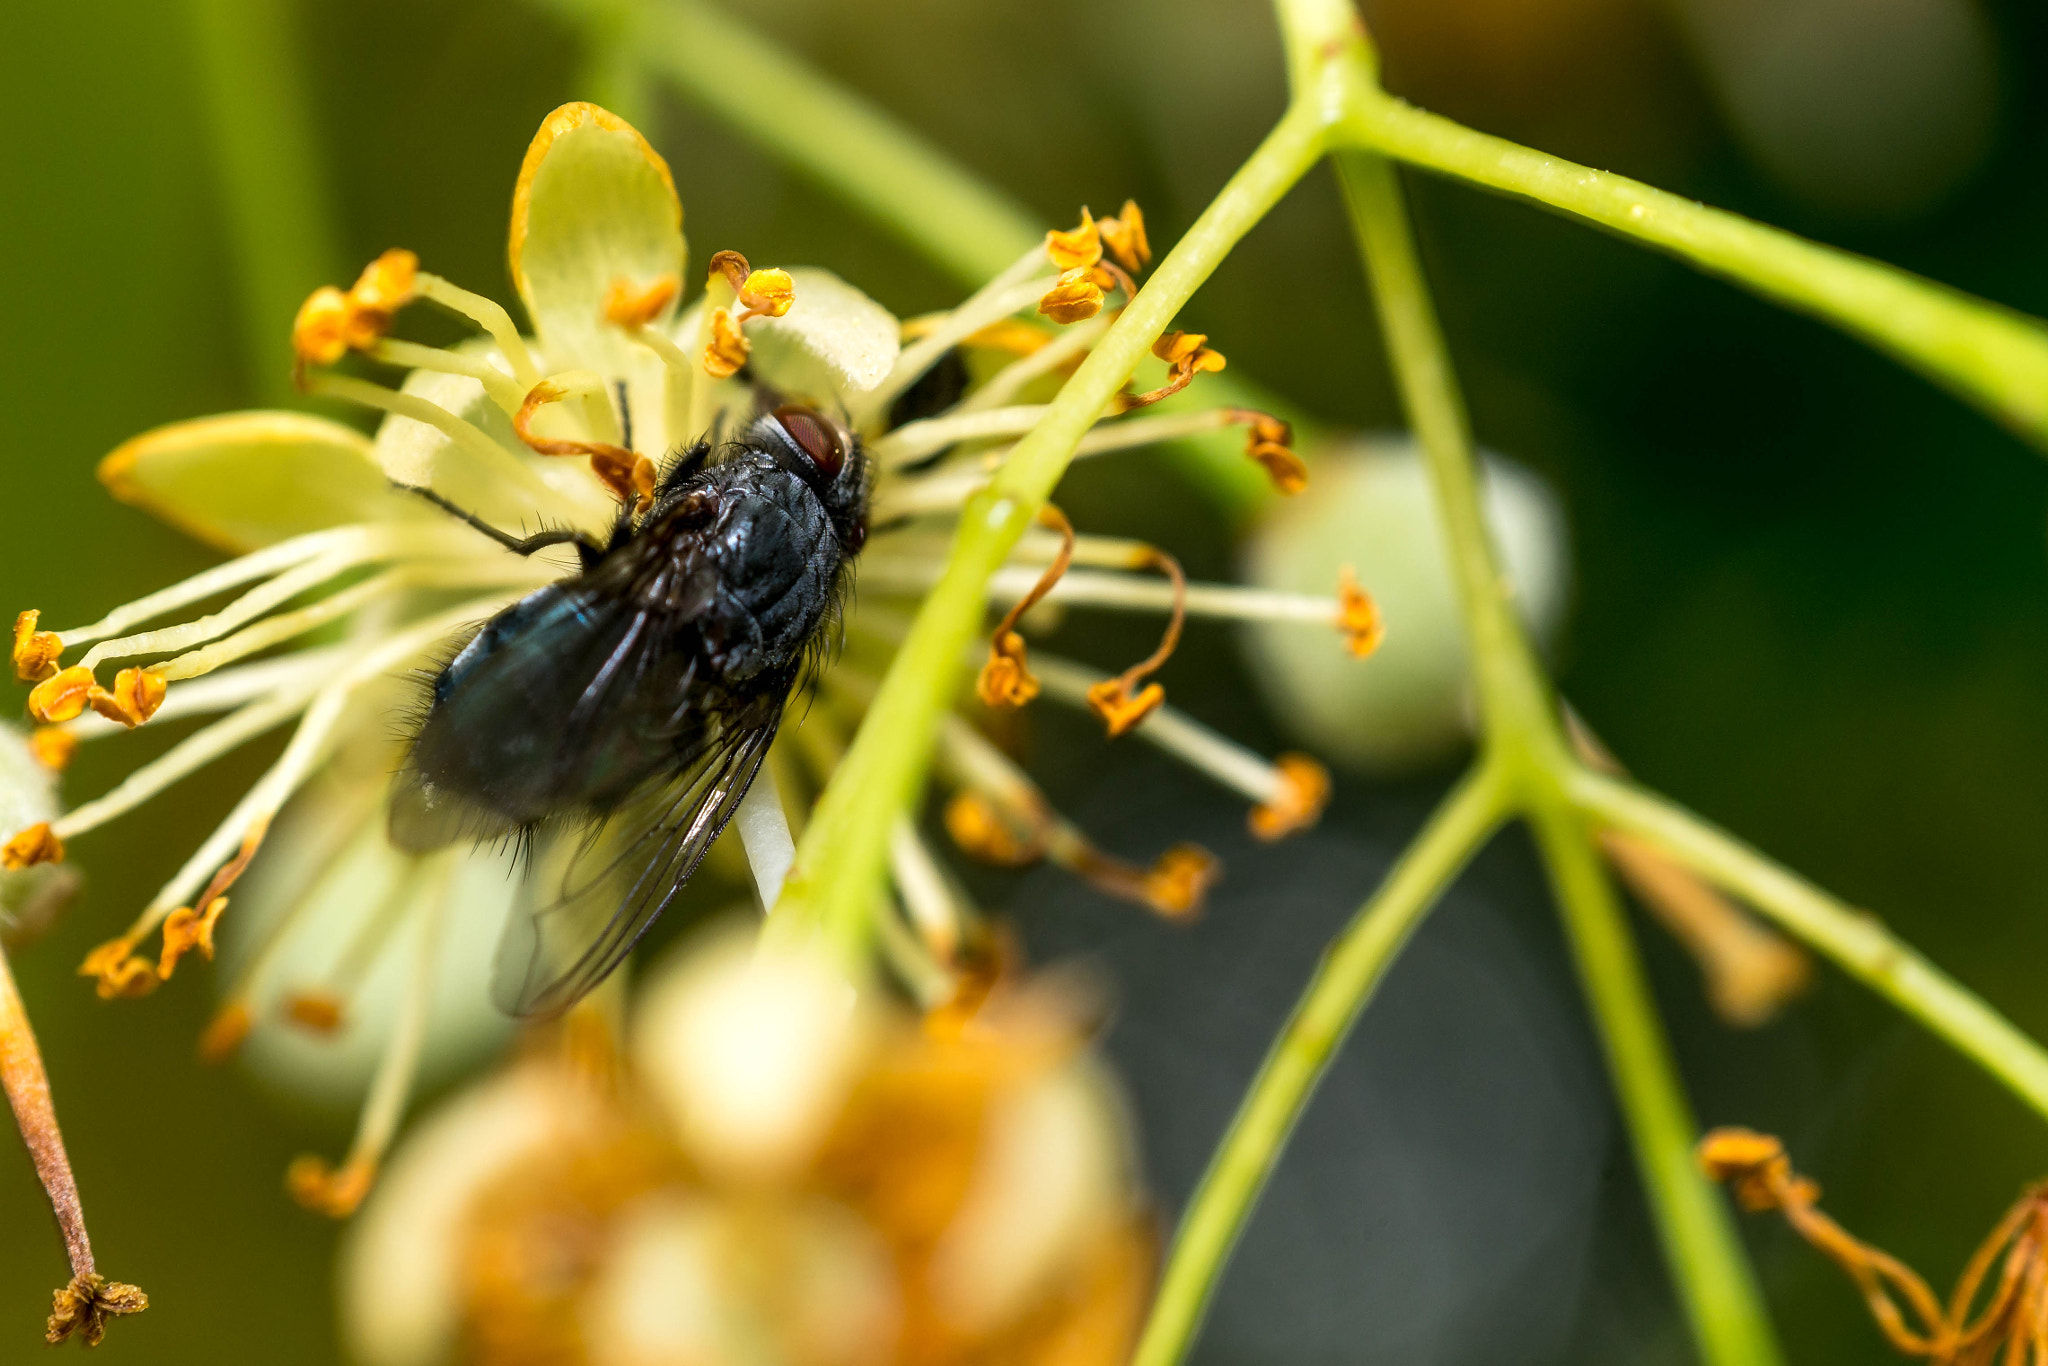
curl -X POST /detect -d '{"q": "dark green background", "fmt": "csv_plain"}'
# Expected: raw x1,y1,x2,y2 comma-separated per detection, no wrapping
4,0,2047,1359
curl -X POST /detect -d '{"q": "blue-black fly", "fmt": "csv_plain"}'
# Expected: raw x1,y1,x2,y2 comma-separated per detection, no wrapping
388,403,868,1016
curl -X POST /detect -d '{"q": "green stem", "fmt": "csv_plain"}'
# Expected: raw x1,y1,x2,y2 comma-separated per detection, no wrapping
1131,761,1507,1366
1340,92,2048,450
1569,766,2048,1121
184,0,344,408
1334,151,1558,760
1332,107,1781,1366
773,101,1329,954
1529,798,1784,1366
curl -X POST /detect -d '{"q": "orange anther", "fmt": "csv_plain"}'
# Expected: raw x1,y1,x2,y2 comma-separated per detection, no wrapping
1336,565,1385,659
943,792,1045,867
1045,209,1103,272
1100,200,1151,273
603,273,681,328
27,667,95,724
286,1155,375,1219
1085,678,1165,738
1142,844,1220,920
349,248,419,315
977,630,1041,709
963,319,1054,357
707,249,752,293
12,610,62,683
1038,268,1106,325
27,728,77,772
1126,330,1227,409
197,1003,254,1064
737,267,795,320
79,939,157,1000
1250,754,1331,841
2,823,62,871
286,992,345,1035
157,897,228,979
87,667,166,729
703,307,750,379
514,382,651,508
292,287,354,367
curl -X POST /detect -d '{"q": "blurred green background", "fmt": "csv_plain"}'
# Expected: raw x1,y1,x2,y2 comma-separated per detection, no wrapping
5,0,2048,1360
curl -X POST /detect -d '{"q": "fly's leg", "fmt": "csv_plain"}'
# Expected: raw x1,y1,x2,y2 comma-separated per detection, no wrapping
400,485,606,569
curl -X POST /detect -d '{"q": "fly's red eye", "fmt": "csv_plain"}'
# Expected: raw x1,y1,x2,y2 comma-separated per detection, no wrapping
774,406,844,478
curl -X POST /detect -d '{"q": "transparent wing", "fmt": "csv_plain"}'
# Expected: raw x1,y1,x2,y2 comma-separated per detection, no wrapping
492,715,779,1017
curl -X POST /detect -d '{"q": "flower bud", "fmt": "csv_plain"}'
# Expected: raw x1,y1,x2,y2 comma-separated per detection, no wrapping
1240,435,1569,774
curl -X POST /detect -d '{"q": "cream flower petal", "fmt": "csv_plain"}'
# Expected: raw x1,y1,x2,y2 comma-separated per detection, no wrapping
744,267,902,401
97,412,431,553
509,102,686,380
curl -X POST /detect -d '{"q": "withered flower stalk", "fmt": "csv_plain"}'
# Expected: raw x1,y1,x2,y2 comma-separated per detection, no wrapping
0,943,145,1345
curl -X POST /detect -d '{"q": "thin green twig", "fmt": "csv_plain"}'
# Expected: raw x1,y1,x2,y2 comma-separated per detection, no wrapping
184,0,343,408
1131,761,1507,1366
1529,799,1784,1366
1339,92,2048,450
1333,129,1781,1366
1569,766,2048,1121
773,100,1330,953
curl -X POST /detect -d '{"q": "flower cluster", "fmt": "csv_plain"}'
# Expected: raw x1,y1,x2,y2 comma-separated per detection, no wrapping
344,929,1152,1366
3,102,1378,1219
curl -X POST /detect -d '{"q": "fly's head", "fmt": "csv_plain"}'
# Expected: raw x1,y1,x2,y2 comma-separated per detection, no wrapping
757,405,870,554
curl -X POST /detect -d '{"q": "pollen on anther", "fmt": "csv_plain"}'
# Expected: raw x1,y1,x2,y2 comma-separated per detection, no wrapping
2,823,63,871
28,667,96,724
286,1155,374,1218
738,267,795,319
286,992,346,1035
1086,678,1165,738
977,630,1041,708
198,1003,254,1063
12,610,62,683
1337,565,1385,658
943,792,1044,866
1250,754,1331,841
704,308,750,379
88,667,167,729
1038,269,1106,326
79,940,158,1000
1046,209,1103,272
157,897,228,979
27,728,76,772
1100,200,1151,273
1143,844,1220,919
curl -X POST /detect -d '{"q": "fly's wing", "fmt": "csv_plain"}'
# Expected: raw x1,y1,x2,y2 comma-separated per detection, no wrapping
492,712,780,1017
390,574,705,854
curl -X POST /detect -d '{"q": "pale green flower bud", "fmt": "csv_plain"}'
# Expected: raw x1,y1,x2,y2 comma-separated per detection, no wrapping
1241,435,1570,774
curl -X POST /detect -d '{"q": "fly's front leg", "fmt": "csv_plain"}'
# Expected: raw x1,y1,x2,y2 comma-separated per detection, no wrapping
400,485,606,569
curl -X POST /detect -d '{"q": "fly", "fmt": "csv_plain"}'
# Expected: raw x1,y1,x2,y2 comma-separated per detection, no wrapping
388,403,869,1016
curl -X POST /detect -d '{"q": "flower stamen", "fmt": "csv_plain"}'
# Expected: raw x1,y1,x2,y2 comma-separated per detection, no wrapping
977,504,1074,708
1126,330,1227,410
291,249,420,378
1099,199,1152,273
1337,565,1385,657
514,379,656,509
1084,544,1185,737
289,854,456,1218
28,728,77,772
1227,408,1308,493
2,823,62,871
12,611,61,682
